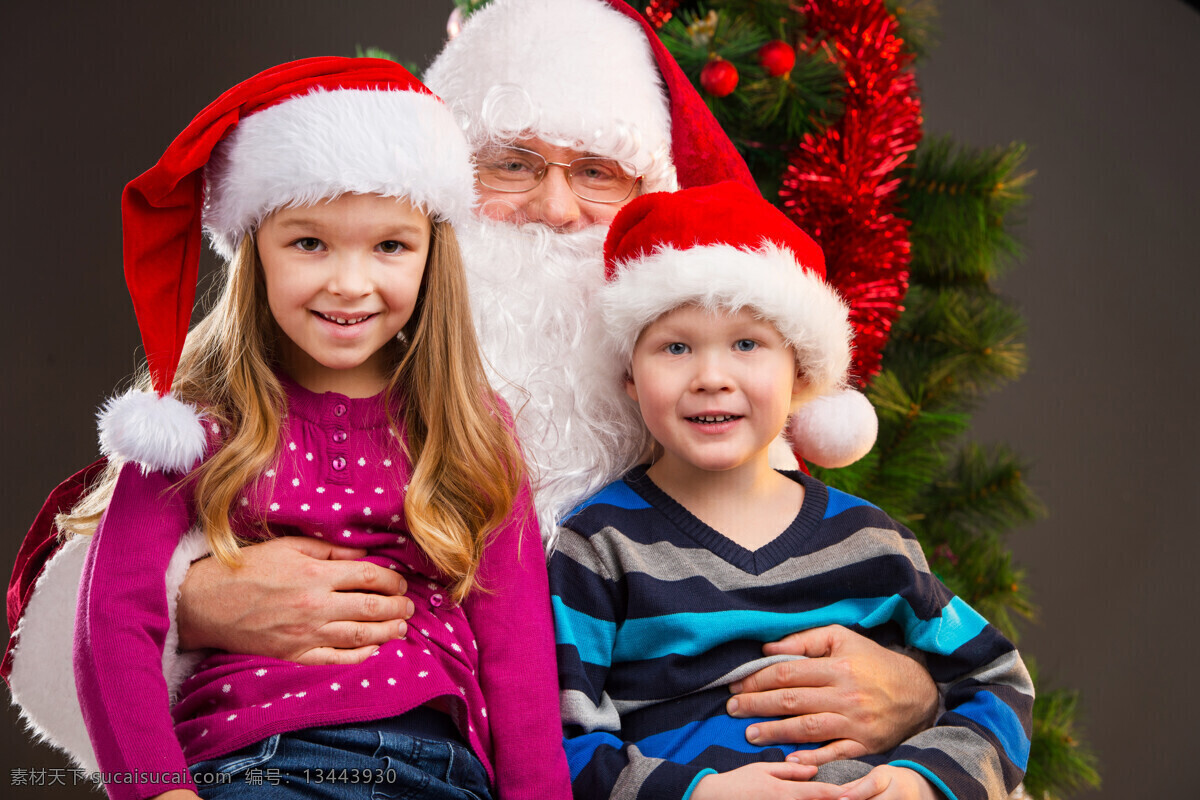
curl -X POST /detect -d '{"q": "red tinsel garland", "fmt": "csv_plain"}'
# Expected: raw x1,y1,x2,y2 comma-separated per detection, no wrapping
643,0,681,29
780,0,922,385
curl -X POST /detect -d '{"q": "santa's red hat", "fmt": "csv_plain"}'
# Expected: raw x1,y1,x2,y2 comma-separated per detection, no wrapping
601,182,878,468
99,56,474,474
423,0,755,193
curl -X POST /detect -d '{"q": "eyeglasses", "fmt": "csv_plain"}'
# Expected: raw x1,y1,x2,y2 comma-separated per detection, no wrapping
474,145,642,204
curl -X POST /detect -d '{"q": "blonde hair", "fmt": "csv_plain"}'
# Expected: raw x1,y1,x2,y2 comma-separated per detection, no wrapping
60,214,525,602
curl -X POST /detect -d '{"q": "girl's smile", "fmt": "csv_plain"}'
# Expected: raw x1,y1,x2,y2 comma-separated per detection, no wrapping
313,311,378,326
256,193,431,398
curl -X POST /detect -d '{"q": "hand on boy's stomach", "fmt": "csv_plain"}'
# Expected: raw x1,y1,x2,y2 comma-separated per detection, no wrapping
178,536,414,665
723,624,939,765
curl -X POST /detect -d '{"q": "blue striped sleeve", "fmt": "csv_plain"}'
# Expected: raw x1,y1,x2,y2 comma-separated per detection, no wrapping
953,691,1031,769
552,595,617,669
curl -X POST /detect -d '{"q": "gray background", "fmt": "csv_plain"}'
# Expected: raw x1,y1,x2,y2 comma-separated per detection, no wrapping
2,1,1196,797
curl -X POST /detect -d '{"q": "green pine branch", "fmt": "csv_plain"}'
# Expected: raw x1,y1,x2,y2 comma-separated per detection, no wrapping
888,285,1028,404
353,45,422,78
903,137,1034,286
659,3,843,188
453,0,492,17
712,0,796,36
883,0,940,60
813,368,970,518
747,52,846,140
659,6,770,71
1024,661,1103,799
921,444,1043,544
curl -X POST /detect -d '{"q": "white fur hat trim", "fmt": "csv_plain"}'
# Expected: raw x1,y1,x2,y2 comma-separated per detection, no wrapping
8,526,211,773
601,243,853,399
204,87,475,260
98,390,207,474
424,0,676,191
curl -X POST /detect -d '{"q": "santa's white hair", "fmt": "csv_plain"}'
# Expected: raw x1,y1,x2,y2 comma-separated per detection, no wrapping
456,216,650,545
424,0,678,194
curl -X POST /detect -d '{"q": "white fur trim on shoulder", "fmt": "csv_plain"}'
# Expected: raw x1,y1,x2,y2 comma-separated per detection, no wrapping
163,527,212,701
9,534,98,772
97,390,207,474
601,243,853,398
8,527,213,773
789,388,879,468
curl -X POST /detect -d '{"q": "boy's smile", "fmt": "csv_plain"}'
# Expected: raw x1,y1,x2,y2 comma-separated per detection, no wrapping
685,414,742,430
625,304,807,483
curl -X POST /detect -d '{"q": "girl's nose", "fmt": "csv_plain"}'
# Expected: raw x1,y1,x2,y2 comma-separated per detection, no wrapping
326,254,374,297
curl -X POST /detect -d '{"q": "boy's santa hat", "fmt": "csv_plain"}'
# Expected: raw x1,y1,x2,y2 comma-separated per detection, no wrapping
423,0,755,193
99,57,475,474
601,182,878,468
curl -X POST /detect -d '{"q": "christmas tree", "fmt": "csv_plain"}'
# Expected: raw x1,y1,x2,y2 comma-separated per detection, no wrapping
448,1,1100,796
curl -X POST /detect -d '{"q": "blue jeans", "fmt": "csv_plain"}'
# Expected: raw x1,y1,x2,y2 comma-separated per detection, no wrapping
191,722,493,800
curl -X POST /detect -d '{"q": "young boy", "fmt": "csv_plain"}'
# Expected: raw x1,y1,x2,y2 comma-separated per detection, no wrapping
549,182,1033,800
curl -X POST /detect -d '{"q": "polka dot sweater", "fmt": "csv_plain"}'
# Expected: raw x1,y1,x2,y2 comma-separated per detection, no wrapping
75,378,570,800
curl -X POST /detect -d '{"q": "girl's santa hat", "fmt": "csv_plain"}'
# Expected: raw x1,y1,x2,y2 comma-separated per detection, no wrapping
423,0,754,193
100,57,475,474
600,181,878,469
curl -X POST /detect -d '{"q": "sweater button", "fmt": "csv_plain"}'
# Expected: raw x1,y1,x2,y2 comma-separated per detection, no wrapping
333,403,347,417
331,457,347,471
430,593,443,607
332,430,347,443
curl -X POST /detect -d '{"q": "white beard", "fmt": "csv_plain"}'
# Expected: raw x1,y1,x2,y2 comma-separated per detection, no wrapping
457,218,649,547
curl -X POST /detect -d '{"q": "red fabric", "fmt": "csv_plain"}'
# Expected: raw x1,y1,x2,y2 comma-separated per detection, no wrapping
603,181,825,280
122,57,431,397
601,1,756,191
3,458,108,684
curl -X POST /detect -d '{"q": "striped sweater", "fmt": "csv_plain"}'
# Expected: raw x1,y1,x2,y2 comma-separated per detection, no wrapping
550,465,1033,800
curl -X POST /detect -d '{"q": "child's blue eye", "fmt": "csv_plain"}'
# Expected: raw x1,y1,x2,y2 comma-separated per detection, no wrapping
734,339,758,352
378,240,407,254
665,342,689,355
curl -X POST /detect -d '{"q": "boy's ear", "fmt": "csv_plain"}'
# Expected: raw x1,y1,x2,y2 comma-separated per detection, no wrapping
791,368,814,409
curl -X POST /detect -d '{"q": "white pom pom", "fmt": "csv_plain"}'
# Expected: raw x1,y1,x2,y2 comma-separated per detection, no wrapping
789,388,878,469
97,390,207,473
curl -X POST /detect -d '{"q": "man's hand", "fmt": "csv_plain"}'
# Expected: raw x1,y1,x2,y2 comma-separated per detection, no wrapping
177,536,414,664
726,625,939,765
691,763,839,800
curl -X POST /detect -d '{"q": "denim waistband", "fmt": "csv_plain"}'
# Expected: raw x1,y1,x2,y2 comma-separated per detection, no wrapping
333,706,463,745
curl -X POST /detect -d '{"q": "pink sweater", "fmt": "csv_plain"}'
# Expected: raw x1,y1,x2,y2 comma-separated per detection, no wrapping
75,378,570,800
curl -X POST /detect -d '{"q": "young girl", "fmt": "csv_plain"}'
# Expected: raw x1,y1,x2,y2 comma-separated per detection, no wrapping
66,58,570,800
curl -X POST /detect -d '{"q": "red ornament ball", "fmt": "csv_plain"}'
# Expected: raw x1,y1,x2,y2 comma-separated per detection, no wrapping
700,58,739,97
759,40,796,77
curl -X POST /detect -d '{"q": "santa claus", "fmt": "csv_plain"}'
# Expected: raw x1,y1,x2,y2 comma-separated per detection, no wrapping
6,0,936,777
